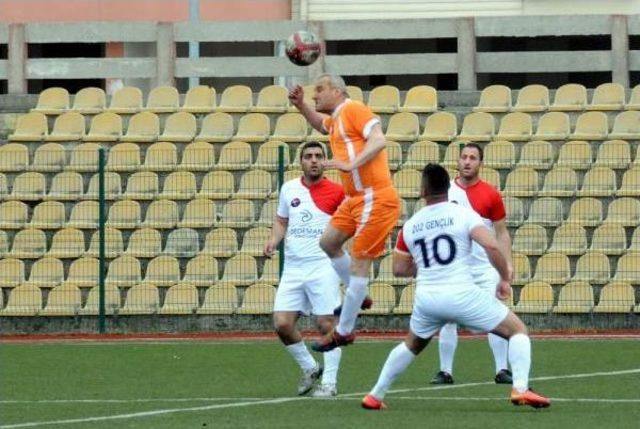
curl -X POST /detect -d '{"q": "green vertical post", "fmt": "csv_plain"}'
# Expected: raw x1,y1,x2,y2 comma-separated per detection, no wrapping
277,145,285,276
98,148,106,334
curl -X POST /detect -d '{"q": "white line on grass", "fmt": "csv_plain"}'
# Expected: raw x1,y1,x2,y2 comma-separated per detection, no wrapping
2,368,639,429
0,398,264,404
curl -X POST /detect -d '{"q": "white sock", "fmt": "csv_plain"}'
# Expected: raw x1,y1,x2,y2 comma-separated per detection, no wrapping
370,342,416,400
438,323,458,374
285,341,317,372
508,333,531,393
488,333,509,374
322,347,342,386
336,275,369,335
330,253,351,286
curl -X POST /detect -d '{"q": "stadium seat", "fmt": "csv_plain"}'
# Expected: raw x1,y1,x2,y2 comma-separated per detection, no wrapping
32,87,69,115
271,113,307,142
552,282,594,313
566,197,603,227
557,140,592,170
218,85,253,112
119,284,160,315
236,226,270,257
178,141,215,171
526,197,563,226
159,171,197,200
107,142,141,172
123,171,159,200
548,223,588,255
533,112,570,140
9,112,48,142
122,111,160,143
513,84,549,112
83,112,122,142
532,252,570,284
442,141,462,168
106,200,141,229
0,173,8,199
473,85,511,113
107,86,143,114
9,228,46,259
0,284,42,316
347,85,364,102
538,166,577,197
30,143,66,173
514,281,553,313
570,112,608,140
587,82,625,111
613,253,640,284
236,282,276,314
198,170,235,200
605,198,640,226
625,84,640,110
572,252,610,284
71,87,105,114
84,171,123,200
608,111,640,140
47,227,85,258
504,196,524,227
29,201,65,229
400,85,437,113
45,112,85,141
141,199,178,229
393,284,415,314
577,166,616,197
257,200,277,227
593,282,634,313
393,168,421,198
512,253,531,285
221,254,258,285
404,140,440,169
198,283,238,314
158,283,199,315
0,230,7,258
284,168,302,181
420,112,457,142
66,201,99,229
8,172,46,201
385,140,403,171
219,199,255,228
0,258,25,287
458,112,494,141
24,256,63,288
183,255,219,287
479,167,501,190
85,227,124,258
0,201,28,229
159,111,197,142
254,140,290,171
367,85,400,113
145,86,179,113
124,227,162,258
258,255,280,285
40,283,82,316
385,112,419,142
502,167,538,197
495,112,532,141
590,223,626,255
141,255,180,287
141,142,178,172
484,140,515,169
617,168,640,196
550,83,587,111
177,198,217,228
375,254,405,285
305,127,329,143
234,113,270,143
361,283,396,315
594,139,631,169
253,85,289,113
163,228,200,258
106,255,142,287
236,169,273,199
0,143,28,172
64,257,99,287
66,143,100,172
196,112,234,142
512,224,547,255
181,85,216,113
78,284,120,315
216,141,252,170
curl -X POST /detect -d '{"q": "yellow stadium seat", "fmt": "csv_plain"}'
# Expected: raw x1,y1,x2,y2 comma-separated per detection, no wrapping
234,113,270,143
198,170,235,200
550,83,587,111
71,87,105,114
141,199,178,229
124,227,162,258
514,281,553,313
552,282,594,313
502,167,538,197
236,282,276,314
40,283,82,316
572,252,610,284
548,223,588,255
107,86,143,114
0,143,28,172
178,141,215,171
198,283,238,314
526,197,563,226
45,112,85,142
257,200,277,227
25,257,63,288
617,168,640,196
385,112,419,142
163,228,200,258
495,112,532,141
83,112,122,142
532,252,570,284
605,198,640,226
587,82,625,111
347,85,364,102
420,112,457,142
571,112,609,140
608,111,640,140
47,171,85,202
158,283,199,315
159,171,196,200
367,85,400,113
375,254,405,285
254,140,290,171
557,140,592,170
0,201,28,229
393,284,415,314
361,283,396,315
479,167,501,190
512,224,547,255
66,143,100,172
141,255,180,287
458,112,494,141
221,254,258,285
590,223,626,255
107,142,141,172
123,171,159,200
624,84,640,110
106,255,141,287
181,85,216,113
239,226,271,256
613,253,640,284
404,140,440,169
512,253,531,285
145,86,179,113
9,112,48,142
400,85,437,113
0,258,25,287
236,169,273,199
593,282,634,313
0,284,42,316
271,113,308,142
218,85,253,112
577,166,616,197
513,84,549,112
0,173,8,199
160,111,197,142
393,168,421,198
85,227,124,258
504,196,524,227
538,166,577,197
305,127,330,143
183,255,219,287
473,85,511,113
106,200,140,229
533,112,570,140
196,112,234,142
219,199,255,228
32,87,69,115
47,227,85,258
66,201,99,229
252,85,289,113
484,140,515,169
386,140,403,171
79,284,120,315
29,201,65,229
141,142,177,172
122,111,160,143
442,141,463,168
259,255,280,285
0,230,7,258
65,257,98,287
7,172,45,201
177,198,216,228
594,139,630,169
566,198,603,227
119,284,160,315
30,143,66,173
216,141,252,170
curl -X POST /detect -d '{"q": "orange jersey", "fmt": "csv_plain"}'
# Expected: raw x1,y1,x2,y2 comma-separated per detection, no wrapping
322,100,393,196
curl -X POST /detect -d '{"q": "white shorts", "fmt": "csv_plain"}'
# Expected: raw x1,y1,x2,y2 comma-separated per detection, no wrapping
411,286,509,339
273,263,341,316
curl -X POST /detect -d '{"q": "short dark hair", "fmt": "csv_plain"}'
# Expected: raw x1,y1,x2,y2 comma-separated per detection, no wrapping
461,142,484,161
421,163,450,197
299,141,326,160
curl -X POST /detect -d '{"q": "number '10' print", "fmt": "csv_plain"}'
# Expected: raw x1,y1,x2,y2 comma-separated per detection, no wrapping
414,234,457,268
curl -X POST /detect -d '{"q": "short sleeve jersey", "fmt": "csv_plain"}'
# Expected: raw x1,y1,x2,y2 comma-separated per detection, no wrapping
277,177,345,265
396,202,485,290
321,100,393,196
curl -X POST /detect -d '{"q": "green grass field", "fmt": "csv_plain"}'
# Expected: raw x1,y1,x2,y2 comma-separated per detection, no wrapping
1,338,639,428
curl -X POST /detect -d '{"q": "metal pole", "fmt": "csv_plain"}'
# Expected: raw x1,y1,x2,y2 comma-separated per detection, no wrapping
98,148,106,334
277,145,285,276
189,0,200,88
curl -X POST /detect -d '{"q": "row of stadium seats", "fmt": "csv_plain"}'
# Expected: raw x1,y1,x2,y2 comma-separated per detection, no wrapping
1,280,638,316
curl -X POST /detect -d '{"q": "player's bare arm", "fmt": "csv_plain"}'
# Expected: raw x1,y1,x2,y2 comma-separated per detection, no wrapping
288,85,328,133
470,225,512,299
323,124,387,172
493,219,513,281
392,250,417,278
264,215,288,258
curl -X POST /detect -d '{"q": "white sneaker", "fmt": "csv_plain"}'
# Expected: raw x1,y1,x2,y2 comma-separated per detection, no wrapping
297,365,323,396
311,383,337,398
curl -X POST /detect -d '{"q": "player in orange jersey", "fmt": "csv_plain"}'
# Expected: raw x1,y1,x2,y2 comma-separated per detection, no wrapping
289,74,401,352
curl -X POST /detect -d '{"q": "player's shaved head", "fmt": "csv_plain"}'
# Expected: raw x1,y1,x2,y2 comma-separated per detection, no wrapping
421,163,450,199
316,73,348,96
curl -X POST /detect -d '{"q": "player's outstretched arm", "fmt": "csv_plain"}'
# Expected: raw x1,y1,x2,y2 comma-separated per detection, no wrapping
264,216,288,258
392,250,417,278
288,85,328,133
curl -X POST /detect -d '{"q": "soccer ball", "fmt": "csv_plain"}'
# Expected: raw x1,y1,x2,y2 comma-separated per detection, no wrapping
285,30,321,66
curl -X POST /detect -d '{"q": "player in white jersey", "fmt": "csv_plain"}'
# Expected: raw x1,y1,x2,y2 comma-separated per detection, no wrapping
362,164,550,410
264,141,346,397
431,143,514,385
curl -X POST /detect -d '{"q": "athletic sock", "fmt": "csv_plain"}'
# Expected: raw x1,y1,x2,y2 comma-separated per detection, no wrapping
285,341,317,372
322,347,342,386
438,323,458,374
488,333,509,373
508,333,531,393
370,342,416,400
330,253,352,287
336,275,369,336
